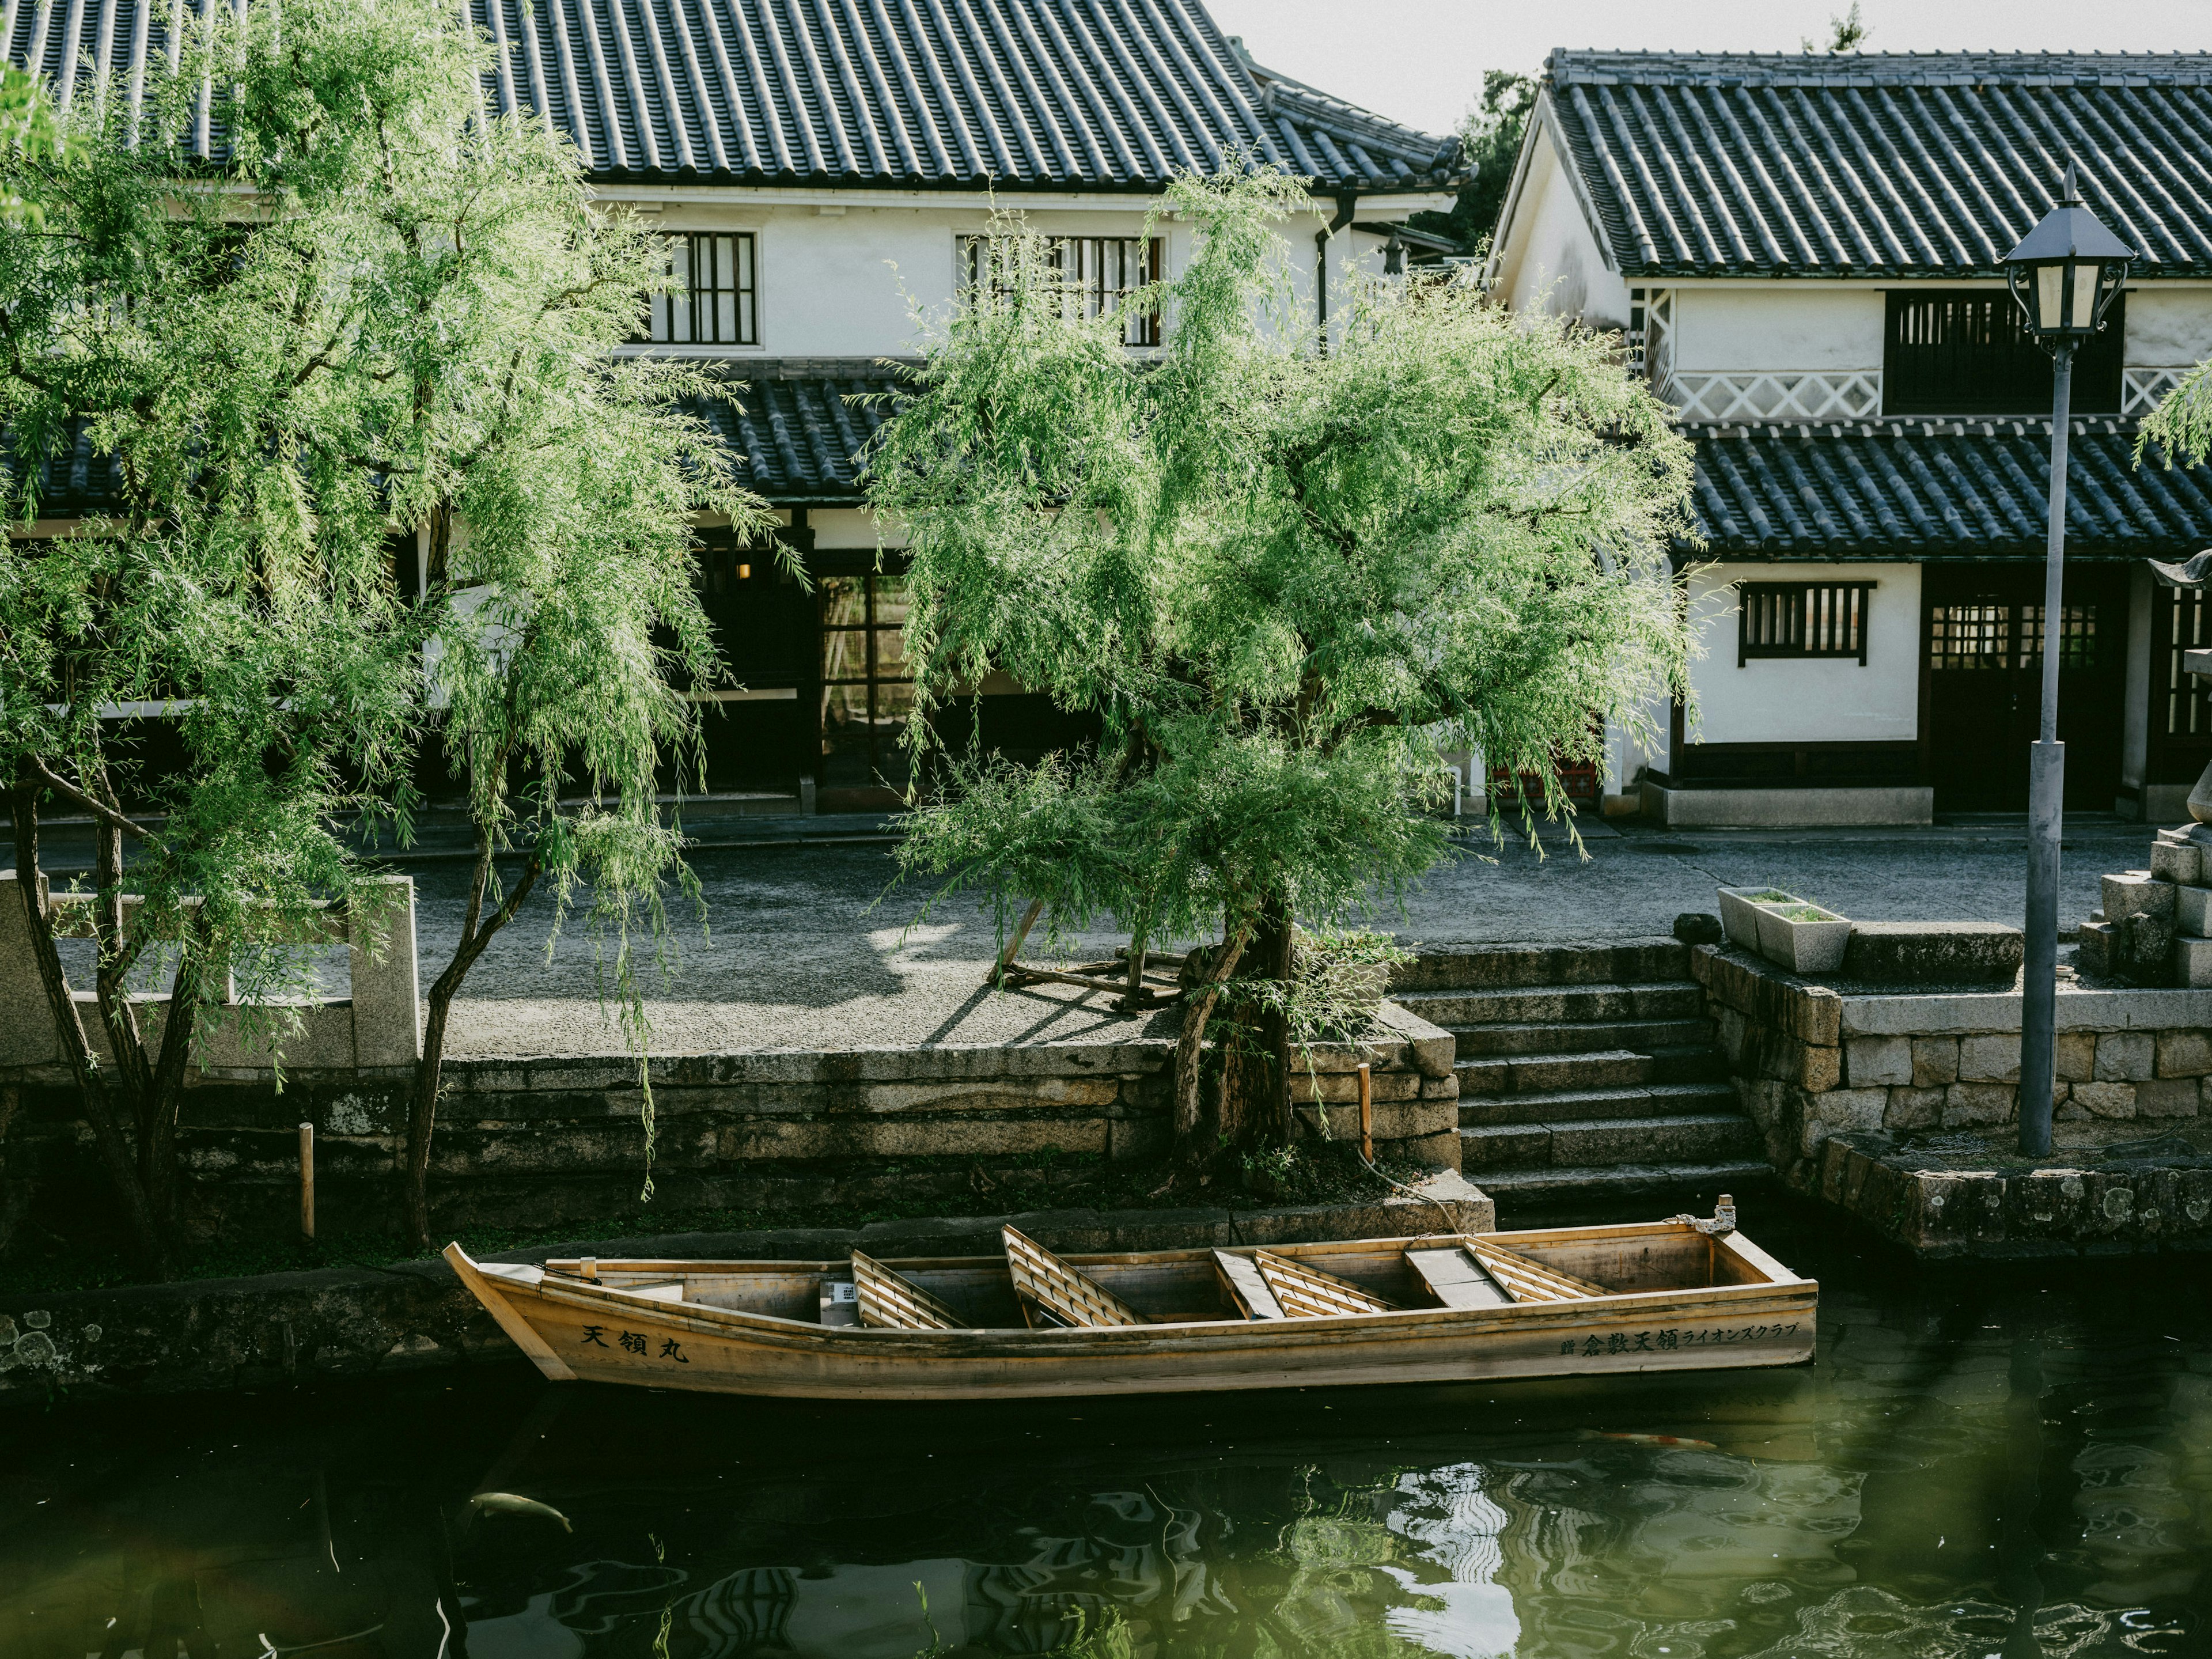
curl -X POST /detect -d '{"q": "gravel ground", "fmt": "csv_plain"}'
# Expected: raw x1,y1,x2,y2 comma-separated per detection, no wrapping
390,812,2152,1058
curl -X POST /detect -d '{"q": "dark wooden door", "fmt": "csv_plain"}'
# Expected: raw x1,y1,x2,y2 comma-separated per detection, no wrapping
1924,564,2126,812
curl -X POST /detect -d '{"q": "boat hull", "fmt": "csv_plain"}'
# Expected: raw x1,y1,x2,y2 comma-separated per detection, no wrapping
446,1224,1817,1400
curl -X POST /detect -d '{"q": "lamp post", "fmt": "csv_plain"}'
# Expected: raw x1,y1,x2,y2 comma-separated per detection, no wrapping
2002,161,2134,1158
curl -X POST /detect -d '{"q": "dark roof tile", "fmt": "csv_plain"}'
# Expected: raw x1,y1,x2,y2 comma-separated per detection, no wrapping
4,0,1464,194
1690,421,2212,558
1544,51,2212,276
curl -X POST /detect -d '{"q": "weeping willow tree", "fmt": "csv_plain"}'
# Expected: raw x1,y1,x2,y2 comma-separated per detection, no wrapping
0,0,764,1271
873,162,1695,1169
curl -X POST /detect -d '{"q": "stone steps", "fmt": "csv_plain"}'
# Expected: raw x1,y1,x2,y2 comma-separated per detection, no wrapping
1397,982,1707,1027
1410,940,1768,1218
1457,1042,1729,1096
1470,1158,1776,1207
1460,1112,1762,1172
1451,1017,1716,1058
1457,1081,1741,1128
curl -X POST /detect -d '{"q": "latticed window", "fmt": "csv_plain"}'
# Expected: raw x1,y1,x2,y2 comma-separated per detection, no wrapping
820,573,914,796
636,232,757,346
2168,589,2212,737
960,235,1162,346
1929,603,2014,670
1931,603,2098,672
1737,582,1873,666
1884,290,2121,416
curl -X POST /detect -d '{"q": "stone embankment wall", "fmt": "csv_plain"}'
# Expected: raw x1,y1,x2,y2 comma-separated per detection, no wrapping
1,1005,1457,1249
1692,944,2212,1256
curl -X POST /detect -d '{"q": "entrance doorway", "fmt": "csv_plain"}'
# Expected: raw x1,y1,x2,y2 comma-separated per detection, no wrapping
1923,565,2126,812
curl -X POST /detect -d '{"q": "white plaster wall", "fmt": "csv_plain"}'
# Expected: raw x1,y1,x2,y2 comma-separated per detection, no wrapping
2125,289,2212,367
1669,288,1884,373
1496,134,1628,331
626,200,1399,361
1684,563,1922,745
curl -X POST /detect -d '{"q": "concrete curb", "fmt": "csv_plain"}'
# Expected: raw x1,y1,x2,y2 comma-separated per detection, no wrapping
0,1175,1492,1404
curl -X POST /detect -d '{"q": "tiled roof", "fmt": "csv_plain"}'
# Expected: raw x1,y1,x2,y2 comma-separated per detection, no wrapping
6,365,899,512
3,0,1463,194
1690,420,2212,559
1543,51,2212,277
688,361,904,499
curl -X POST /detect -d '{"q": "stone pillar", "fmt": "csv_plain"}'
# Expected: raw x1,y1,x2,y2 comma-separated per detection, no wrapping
348,875,422,1066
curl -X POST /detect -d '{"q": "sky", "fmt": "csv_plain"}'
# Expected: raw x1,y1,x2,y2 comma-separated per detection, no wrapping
1202,0,2212,137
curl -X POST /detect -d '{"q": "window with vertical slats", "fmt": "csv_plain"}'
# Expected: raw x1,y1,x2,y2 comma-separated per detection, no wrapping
1737,582,1874,666
960,235,1163,347
636,233,757,346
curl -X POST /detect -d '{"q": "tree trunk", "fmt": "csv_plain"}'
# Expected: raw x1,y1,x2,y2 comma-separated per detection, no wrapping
1171,924,1249,1162
1215,889,1293,1154
9,770,175,1277
403,827,543,1255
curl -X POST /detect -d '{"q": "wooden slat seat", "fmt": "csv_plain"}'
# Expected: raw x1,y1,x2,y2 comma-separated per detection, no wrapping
1251,1248,1396,1319
1404,1246,1512,1309
1002,1226,1145,1328
1463,1237,1609,1302
851,1249,967,1330
1213,1250,1287,1320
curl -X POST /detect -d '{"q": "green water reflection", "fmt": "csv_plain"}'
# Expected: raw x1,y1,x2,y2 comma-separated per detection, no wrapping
2,1207,2206,1657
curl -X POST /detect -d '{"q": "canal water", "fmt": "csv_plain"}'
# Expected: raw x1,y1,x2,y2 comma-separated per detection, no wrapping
2,1204,2206,1658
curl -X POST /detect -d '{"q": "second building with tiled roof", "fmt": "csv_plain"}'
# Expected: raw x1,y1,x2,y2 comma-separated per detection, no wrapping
1486,49,2212,826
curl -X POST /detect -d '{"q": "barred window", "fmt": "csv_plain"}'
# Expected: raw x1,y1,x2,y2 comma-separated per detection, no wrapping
1737,582,1873,667
2168,589,2212,737
636,233,757,346
960,234,1162,346
1930,603,2097,672
1929,603,2014,671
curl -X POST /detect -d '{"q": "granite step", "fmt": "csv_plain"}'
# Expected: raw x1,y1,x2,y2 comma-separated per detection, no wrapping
1451,1017,1715,1058
1459,1112,1762,1173
1391,938,1690,993
1468,1159,1778,1209
1455,1043,1729,1096
1399,982,1706,1028
1457,1081,1741,1129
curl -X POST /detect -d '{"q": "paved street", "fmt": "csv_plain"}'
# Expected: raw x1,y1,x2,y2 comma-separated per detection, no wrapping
391,811,2149,1058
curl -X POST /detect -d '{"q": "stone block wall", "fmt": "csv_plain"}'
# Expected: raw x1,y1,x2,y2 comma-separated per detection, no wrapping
0,1002,1457,1250
1692,944,2212,1173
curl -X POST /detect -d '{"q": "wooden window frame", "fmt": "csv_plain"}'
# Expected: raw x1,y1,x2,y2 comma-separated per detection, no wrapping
1737,581,1876,667
637,232,758,347
1883,289,2123,417
960,234,1164,347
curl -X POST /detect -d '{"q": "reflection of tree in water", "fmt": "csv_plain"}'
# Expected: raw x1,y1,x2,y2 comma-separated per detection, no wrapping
956,1490,1235,1654
1737,1586,2184,1658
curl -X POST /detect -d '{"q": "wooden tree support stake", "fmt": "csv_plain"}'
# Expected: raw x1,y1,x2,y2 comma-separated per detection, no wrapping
987,897,1046,988
299,1121,316,1241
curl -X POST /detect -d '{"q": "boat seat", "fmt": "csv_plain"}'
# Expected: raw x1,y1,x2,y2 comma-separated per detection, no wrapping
1213,1250,1286,1319
1250,1249,1395,1317
1404,1246,1512,1309
851,1249,967,1330
1002,1226,1146,1328
1462,1237,1609,1303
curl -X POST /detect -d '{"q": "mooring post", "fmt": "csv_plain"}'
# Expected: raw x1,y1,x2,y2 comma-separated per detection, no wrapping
1357,1063,1373,1163
299,1122,316,1241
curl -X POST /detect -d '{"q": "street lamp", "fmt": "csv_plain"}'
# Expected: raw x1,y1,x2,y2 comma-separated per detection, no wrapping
2002,160,2133,1160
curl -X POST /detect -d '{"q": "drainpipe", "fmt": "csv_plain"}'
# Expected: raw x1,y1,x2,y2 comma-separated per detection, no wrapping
1315,191,1357,350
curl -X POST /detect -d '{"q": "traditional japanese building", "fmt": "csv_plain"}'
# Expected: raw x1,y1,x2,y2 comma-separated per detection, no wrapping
5,0,1465,813
1485,50,2212,825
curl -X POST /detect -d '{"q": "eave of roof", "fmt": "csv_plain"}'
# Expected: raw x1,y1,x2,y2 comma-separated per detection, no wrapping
1543,50,2212,281
2,1,1467,198
1687,418,2212,559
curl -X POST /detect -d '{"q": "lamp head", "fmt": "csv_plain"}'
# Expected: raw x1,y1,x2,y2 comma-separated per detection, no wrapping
2002,161,2134,342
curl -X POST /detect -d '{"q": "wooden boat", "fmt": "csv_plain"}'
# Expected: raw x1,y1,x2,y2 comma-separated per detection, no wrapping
444,1210,1815,1400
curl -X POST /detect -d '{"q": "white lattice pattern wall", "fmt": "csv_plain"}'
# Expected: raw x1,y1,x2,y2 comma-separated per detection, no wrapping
1660,369,1884,422
2126,366,2190,418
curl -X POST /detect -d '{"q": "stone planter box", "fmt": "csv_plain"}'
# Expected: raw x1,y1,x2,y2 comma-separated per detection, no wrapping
1753,900,1853,975
1717,887,1795,948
